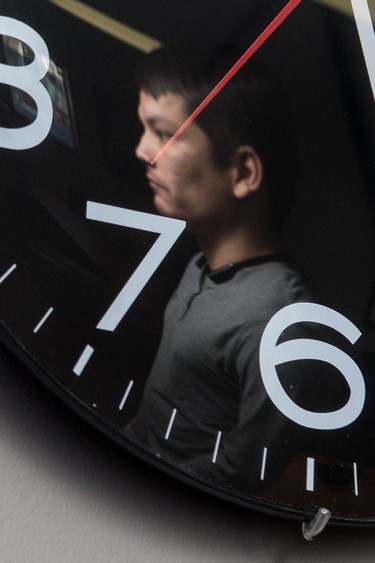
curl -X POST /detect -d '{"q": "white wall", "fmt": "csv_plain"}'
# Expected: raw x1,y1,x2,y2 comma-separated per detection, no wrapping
0,344,374,563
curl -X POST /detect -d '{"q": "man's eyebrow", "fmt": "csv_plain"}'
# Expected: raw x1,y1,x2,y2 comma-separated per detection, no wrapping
143,116,178,128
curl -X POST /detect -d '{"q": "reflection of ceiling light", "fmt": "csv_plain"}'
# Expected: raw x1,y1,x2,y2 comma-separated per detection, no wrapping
48,0,162,53
315,0,375,21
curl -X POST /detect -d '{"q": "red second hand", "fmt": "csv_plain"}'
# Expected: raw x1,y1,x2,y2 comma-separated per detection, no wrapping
151,0,303,165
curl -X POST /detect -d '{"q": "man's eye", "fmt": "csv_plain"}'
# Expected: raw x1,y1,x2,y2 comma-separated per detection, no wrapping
157,131,171,141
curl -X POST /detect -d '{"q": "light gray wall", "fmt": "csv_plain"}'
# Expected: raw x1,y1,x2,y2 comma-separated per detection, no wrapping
0,345,374,563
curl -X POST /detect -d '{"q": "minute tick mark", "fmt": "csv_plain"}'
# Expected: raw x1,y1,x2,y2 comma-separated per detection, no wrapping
212,431,222,464
306,457,315,492
119,380,134,411
353,462,359,496
165,408,177,440
0,263,17,284
260,447,268,481
33,307,54,334
73,345,94,376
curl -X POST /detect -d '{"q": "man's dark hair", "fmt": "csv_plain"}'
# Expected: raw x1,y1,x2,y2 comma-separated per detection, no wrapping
135,45,298,227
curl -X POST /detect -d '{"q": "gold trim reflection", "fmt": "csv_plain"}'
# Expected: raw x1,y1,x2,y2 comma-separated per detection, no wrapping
315,0,374,21
48,0,162,53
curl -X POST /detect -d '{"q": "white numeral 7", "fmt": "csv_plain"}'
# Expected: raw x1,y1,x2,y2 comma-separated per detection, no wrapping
86,201,185,332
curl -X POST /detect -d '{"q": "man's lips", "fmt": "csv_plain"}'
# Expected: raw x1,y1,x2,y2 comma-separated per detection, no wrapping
146,173,165,191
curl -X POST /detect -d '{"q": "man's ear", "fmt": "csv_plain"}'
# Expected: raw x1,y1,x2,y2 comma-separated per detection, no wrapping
232,145,263,199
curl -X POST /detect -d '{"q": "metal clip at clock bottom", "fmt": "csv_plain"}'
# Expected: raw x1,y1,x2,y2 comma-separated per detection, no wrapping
302,508,331,541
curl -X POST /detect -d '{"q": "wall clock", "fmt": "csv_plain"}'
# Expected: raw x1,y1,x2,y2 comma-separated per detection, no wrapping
1,0,375,535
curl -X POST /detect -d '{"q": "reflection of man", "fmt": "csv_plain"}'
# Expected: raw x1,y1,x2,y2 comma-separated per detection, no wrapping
127,47,312,488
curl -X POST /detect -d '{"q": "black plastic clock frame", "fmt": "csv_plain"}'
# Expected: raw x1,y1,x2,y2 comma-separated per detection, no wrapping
1,0,375,525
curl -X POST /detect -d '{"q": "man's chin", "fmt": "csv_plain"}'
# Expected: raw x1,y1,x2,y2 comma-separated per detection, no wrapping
153,203,171,217
153,199,183,221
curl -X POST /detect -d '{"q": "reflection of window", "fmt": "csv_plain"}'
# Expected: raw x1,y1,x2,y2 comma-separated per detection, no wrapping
3,36,78,150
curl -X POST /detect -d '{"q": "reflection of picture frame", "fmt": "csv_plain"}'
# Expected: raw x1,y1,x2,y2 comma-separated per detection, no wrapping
3,36,79,151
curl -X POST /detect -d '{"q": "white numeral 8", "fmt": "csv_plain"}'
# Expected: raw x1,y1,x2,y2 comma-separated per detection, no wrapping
0,16,53,150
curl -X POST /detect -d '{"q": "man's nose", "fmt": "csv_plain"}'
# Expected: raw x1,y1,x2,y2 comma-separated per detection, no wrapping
135,132,153,164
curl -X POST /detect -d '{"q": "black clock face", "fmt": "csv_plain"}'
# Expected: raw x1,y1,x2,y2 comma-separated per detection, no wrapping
1,0,375,525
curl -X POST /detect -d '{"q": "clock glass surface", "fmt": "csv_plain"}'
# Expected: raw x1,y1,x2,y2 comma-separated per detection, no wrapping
1,0,375,525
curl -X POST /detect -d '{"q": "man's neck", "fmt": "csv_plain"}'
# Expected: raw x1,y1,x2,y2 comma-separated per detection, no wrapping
197,230,279,271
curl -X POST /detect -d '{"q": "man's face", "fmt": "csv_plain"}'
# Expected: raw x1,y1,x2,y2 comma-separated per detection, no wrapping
135,90,236,231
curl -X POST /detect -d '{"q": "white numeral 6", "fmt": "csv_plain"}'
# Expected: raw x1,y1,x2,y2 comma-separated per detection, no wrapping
260,303,365,430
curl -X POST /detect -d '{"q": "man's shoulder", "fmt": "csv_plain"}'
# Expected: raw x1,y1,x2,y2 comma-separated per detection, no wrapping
233,260,309,298
219,261,312,328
